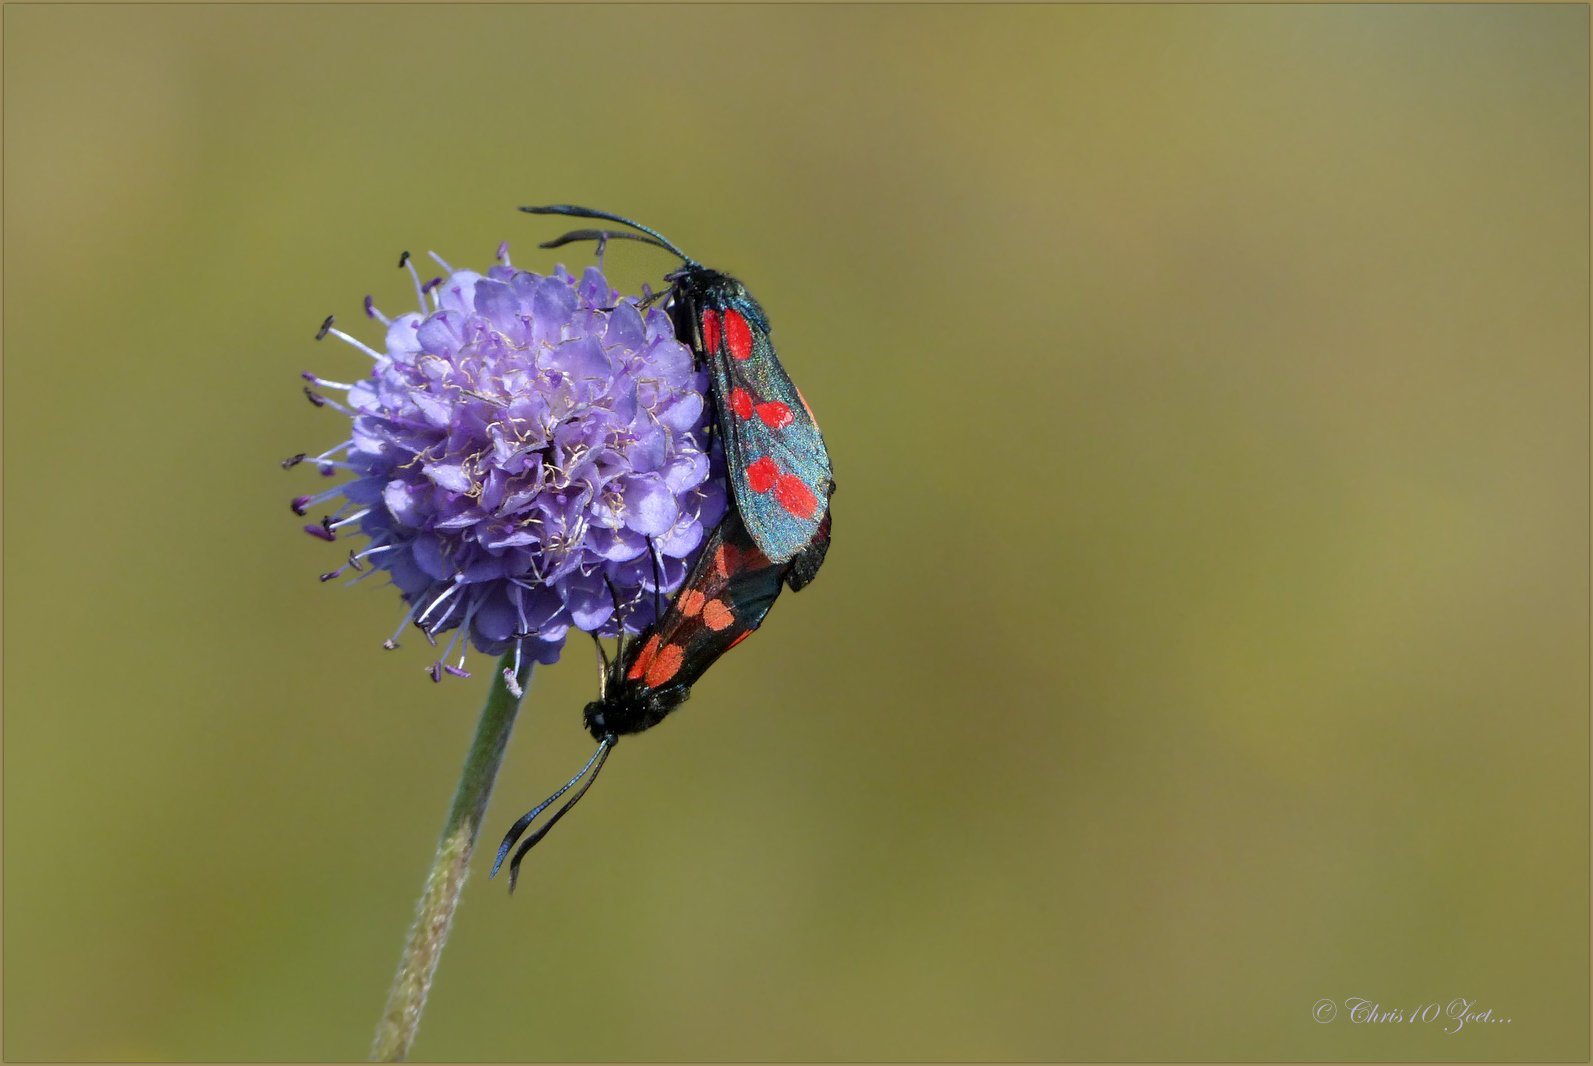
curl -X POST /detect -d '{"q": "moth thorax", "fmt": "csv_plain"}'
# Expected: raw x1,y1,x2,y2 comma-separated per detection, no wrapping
584,685,690,741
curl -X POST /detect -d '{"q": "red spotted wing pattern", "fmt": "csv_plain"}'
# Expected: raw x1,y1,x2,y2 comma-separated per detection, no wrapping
582,505,820,739
493,205,837,890
670,268,835,574
491,507,831,887
524,204,835,589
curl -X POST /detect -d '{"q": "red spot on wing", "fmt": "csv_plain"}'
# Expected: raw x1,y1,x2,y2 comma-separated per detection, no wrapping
644,642,685,688
755,401,793,429
723,308,754,361
701,599,735,631
627,634,662,682
774,474,819,519
681,590,706,618
729,387,754,420
701,309,721,354
712,544,733,579
746,456,780,494
725,631,752,651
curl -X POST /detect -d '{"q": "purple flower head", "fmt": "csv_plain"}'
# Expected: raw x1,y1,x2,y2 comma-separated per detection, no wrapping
291,246,725,692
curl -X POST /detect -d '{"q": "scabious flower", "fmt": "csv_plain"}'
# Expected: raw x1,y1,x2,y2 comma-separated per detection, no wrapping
289,245,725,692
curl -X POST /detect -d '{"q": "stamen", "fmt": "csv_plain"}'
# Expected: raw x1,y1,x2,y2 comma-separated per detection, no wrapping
503,638,525,698
458,388,508,409
433,625,465,680
384,597,424,649
591,631,609,697
327,507,370,530
308,391,352,415
290,487,343,515
496,241,511,266
416,580,462,626
450,597,482,677
512,584,530,635
425,591,463,637
401,251,427,312
318,547,368,583
316,315,334,341
326,327,386,362
304,524,336,542
302,370,356,391
365,295,391,326
342,567,383,588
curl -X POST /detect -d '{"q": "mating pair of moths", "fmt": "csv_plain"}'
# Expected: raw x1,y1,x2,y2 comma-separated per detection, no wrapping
492,206,836,889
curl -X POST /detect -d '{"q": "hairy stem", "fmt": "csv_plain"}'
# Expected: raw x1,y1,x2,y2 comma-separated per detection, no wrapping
371,651,530,1061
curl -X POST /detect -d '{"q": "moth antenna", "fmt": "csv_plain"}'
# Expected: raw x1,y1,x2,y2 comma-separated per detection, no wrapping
491,736,617,885
537,228,683,261
521,205,696,265
501,735,617,893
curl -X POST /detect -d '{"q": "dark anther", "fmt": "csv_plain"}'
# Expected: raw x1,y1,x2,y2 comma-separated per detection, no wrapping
290,495,312,516
382,639,400,650
364,295,377,318
281,453,307,469
347,550,363,572
304,386,326,407
316,315,334,341
319,570,340,582
398,251,410,268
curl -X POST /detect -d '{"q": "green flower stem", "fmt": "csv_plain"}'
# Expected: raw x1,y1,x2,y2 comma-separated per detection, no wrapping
371,650,531,1062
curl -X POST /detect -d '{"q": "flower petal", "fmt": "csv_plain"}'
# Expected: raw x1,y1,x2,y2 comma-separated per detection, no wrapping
623,476,678,537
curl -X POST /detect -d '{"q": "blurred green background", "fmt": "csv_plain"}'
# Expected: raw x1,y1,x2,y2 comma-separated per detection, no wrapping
4,4,1587,1061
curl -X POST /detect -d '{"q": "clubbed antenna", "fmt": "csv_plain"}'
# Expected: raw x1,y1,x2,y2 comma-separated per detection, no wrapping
490,735,618,893
521,204,696,266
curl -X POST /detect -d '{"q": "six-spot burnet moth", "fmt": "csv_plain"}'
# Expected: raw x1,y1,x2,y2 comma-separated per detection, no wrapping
525,204,835,590
489,208,836,886
491,505,831,891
